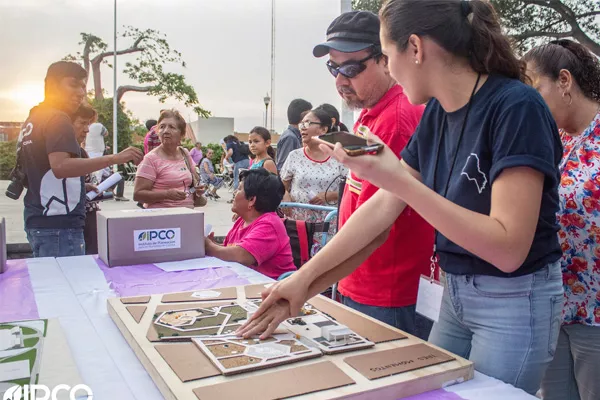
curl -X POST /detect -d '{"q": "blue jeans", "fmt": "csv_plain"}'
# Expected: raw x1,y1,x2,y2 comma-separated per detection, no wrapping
541,324,600,400
26,228,85,258
340,295,433,340
429,262,563,395
233,158,250,190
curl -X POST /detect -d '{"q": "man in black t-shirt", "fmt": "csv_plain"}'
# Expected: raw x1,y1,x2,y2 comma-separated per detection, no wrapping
18,61,144,257
224,135,249,192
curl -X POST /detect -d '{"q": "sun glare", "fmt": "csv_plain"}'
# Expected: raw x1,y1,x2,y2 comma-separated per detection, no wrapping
10,83,44,107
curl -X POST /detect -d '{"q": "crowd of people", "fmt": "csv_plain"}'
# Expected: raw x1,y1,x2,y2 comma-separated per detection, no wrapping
236,2,599,400
8,1,600,399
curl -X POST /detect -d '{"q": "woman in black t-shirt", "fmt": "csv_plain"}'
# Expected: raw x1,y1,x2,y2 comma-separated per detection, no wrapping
239,0,563,395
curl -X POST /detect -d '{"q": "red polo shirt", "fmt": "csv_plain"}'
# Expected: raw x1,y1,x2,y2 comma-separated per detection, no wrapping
338,85,434,307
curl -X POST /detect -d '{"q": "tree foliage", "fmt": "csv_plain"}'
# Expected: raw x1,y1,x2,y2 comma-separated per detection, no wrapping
491,0,600,56
0,141,17,180
89,97,133,152
65,26,210,118
351,0,383,13
352,0,600,56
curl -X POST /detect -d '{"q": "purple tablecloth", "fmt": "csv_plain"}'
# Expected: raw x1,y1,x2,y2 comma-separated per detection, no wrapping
94,257,252,297
0,257,473,400
0,258,39,323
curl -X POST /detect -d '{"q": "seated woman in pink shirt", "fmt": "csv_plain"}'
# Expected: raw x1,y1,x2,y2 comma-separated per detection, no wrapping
134,109,206,208
205,168,296,280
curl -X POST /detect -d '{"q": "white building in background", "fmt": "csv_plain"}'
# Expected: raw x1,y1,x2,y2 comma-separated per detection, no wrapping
188,117,235,145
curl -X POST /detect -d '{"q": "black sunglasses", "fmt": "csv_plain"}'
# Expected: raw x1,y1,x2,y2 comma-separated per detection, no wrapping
326,52,381,79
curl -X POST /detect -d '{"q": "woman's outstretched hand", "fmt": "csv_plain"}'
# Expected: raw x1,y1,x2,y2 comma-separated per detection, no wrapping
236,275,310,339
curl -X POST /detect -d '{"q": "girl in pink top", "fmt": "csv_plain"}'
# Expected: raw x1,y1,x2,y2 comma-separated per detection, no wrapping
205,168,296,280
134,110,205,209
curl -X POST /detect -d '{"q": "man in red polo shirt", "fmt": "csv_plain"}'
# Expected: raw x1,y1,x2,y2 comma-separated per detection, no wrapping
313,11,433,338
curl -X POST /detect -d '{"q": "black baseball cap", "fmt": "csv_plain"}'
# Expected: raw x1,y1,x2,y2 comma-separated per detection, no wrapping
313,11,380,58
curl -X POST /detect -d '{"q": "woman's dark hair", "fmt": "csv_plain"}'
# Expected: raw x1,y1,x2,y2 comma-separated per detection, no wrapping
317,104,340,123
146,119,157,131
307,109,334,133
523,39,600,102
380,0,528,82
249,126,276,159
223,135,239,144
158,109,187,135
316,103,346,131
240,168,284,213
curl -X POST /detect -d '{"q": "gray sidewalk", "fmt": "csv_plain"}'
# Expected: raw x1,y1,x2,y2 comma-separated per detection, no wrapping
0,180,235,245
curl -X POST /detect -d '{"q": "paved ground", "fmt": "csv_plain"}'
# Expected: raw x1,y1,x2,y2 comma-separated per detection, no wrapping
0,180,235,244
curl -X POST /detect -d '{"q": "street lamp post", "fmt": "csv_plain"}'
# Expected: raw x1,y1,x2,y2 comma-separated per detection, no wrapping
112,0,118,172
263,93,271,128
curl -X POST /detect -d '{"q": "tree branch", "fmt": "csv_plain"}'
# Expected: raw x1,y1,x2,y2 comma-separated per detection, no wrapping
116,85,152,102
82,41,92,74
518,0,600,57
575,11,600,19
91,46,144,65
132,34,145,49
512,30,573,41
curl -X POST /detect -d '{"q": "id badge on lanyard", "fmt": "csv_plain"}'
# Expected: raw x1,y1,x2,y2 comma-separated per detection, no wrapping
416,249,444,322
416,73,481,323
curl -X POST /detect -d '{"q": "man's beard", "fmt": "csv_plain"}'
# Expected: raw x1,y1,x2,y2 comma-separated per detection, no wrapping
338,86,367,110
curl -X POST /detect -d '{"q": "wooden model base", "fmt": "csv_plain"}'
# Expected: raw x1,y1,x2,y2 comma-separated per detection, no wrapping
108,284,474,400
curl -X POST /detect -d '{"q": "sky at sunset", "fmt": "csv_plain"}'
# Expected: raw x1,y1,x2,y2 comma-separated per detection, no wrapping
0,0,345,133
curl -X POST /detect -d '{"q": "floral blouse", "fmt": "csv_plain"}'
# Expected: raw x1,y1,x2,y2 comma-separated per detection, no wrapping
280,148,348,240
558,111,600,326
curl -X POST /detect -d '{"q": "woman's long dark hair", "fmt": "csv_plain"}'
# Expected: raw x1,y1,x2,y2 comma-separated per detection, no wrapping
308,109,334,133
223,135,239,144
380,0,529,83
523,39,600,102
249,126,276,159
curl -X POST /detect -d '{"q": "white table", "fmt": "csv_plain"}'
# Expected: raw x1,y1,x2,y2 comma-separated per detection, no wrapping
2,256,537,400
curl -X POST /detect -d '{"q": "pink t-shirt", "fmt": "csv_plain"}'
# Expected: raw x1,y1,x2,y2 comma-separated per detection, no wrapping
189,147,203,165
224,212,296,280
136,149,195,209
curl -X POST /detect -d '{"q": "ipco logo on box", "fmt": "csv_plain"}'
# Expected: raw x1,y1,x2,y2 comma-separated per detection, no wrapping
134,228,181,252
3,384,92,400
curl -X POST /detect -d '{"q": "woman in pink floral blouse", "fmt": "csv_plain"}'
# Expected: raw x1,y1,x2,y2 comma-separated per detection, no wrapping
525,40,600,400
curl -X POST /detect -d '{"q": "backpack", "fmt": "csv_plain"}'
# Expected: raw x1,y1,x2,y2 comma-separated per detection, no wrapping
239,142,250,157
282,219,330,269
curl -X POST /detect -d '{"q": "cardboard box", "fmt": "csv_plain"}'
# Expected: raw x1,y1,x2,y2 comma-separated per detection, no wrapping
97,208,204,267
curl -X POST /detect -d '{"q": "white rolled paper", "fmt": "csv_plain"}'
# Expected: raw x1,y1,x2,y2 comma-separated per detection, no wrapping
86,172,122,201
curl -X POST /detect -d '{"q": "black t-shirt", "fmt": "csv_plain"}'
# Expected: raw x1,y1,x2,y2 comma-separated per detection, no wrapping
227,141,246,163
401,75,562,277
20,104,85,229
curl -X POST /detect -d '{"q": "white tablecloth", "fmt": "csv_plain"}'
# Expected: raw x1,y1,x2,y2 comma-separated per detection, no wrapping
16,256,536,400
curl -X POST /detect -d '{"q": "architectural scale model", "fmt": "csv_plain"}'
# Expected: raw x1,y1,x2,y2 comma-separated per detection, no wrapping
0,320,46,391
108,286,475,400
193,333,321,375
154,304,251,340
